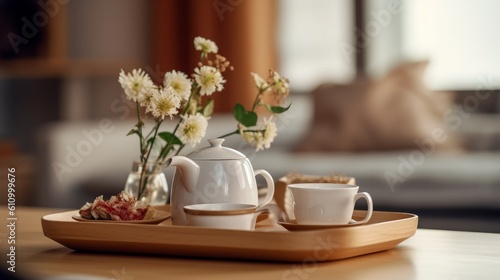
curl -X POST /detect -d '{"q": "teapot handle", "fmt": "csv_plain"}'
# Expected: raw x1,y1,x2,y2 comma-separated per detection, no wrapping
254,169,275,207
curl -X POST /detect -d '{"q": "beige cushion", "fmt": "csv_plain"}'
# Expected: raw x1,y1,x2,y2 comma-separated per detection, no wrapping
295,61,463,152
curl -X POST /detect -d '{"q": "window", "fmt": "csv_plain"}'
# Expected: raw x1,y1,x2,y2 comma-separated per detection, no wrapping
365,0,500,90
402,0,500,90
277,0,355,92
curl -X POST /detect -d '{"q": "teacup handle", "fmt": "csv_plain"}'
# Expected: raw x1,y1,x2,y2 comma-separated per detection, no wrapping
254,169,275,208
350,192,373,225
251,208,272,229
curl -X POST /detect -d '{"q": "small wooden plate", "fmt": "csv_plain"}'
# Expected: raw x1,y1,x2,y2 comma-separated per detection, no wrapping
72,210,170,225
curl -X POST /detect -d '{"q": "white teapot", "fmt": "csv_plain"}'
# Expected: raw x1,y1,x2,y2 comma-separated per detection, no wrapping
166,138,275,225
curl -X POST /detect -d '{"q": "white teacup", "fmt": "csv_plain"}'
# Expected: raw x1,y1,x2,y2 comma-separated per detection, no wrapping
287,183,373,225
183,203,261,230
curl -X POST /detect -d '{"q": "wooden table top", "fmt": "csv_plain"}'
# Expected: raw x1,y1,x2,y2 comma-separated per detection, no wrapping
1,207,500,280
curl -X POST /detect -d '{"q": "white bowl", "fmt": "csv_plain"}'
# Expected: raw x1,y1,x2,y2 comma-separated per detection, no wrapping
183,203,258,230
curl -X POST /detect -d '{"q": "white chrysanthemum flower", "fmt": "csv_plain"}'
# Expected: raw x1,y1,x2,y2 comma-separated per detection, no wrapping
240,129,263,151
268,70,290,104
194,36,218,54
262,118,277,149
178,113,209,147
194,66,226,96
118,69,155,103
239,118,277,151
140,86,159,107
163,70,192,101
146,87,181,120
251,72,269,90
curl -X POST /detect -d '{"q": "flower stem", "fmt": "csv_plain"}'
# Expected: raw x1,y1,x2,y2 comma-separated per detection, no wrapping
135,102,145,162
174,144,185,156
218,129,239,139
241,129,266,133
137,120,161,200
251,88,265,111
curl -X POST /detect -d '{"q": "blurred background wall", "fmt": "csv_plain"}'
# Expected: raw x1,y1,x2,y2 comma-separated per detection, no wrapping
1,0,499,207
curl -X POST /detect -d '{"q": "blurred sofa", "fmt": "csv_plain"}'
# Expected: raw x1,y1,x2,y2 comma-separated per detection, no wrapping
36,63,500,232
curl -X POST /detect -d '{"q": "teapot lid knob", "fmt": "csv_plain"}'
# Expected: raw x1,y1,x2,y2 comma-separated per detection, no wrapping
187,138,244,159
208,138,225,147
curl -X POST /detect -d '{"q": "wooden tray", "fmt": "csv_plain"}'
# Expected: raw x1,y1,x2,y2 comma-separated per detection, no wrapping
41,206,417,262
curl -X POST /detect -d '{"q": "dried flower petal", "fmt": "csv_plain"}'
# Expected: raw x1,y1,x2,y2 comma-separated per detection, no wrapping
78,191,155,221
268,70,290,104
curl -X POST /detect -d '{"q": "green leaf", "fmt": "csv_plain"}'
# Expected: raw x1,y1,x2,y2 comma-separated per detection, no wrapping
202,99,214,117
233,103,246,121
147,137,156,144
233,103,258,127
264,102,292,114
126,129,139,136
242,111,258,127
158,132,182,145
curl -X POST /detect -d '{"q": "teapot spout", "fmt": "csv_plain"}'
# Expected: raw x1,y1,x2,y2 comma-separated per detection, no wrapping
166,156,199,193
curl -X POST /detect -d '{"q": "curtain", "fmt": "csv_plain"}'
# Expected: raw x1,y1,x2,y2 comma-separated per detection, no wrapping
151,0,277,113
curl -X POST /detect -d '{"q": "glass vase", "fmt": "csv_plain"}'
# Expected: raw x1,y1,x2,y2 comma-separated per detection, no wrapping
124,161,168,206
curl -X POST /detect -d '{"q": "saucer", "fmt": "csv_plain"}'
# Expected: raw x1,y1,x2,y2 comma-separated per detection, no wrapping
278,219,366,231
72,210,170,224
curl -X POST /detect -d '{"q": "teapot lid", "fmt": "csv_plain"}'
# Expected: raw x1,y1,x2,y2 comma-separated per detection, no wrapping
187,139,245,160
